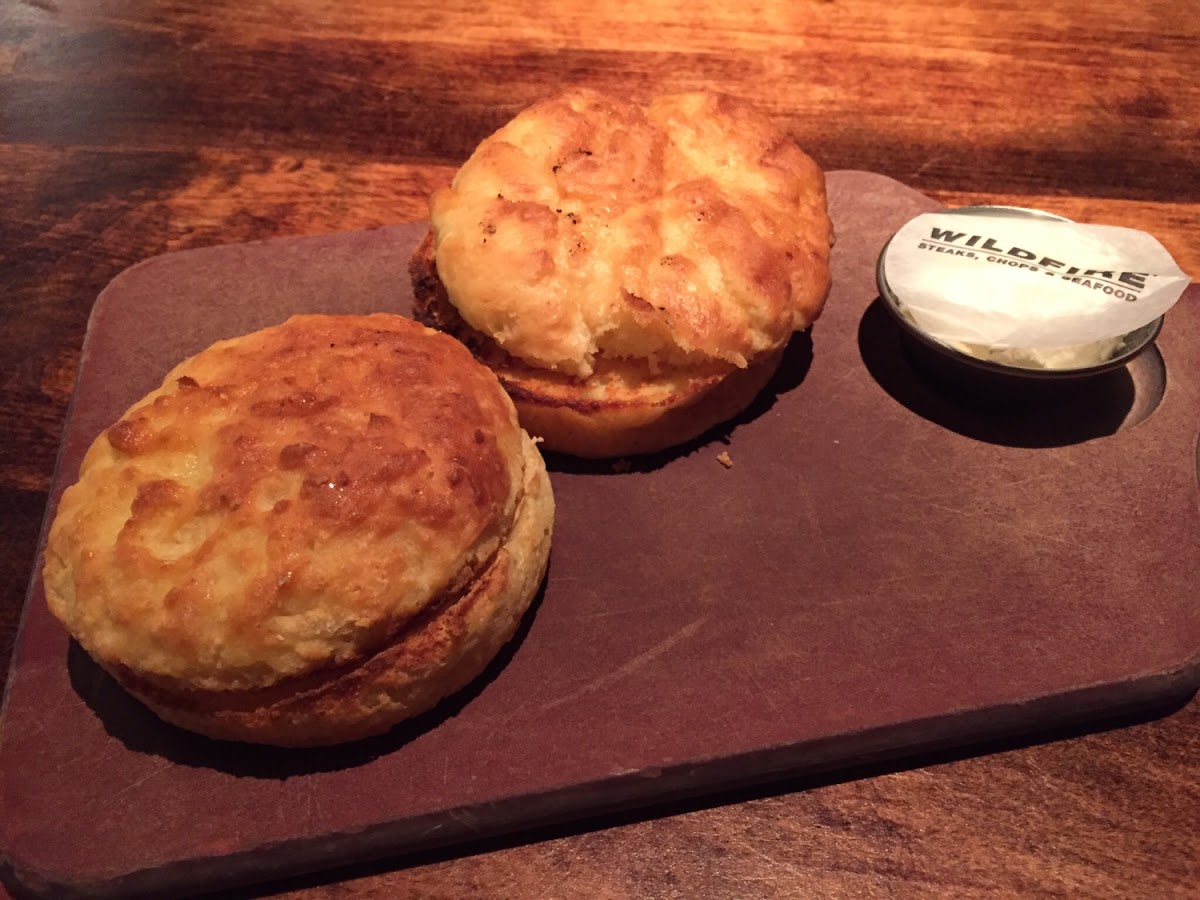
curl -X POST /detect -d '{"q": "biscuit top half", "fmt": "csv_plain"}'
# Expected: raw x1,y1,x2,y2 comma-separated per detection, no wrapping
44,314,527,692
430,89,833,379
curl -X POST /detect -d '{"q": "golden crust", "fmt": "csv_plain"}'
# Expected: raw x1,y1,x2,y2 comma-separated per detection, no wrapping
504,350,786,459
43,314,553,729
428,89,833,380
106,434,554,747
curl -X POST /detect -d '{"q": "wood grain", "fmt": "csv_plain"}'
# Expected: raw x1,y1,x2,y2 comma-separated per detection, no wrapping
1,0,1197,897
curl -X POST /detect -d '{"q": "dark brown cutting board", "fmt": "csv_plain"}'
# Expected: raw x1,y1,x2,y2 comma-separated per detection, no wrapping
2,172,1198,899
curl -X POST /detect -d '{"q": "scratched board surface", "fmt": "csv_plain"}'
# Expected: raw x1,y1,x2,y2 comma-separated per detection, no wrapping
2,172,1198,899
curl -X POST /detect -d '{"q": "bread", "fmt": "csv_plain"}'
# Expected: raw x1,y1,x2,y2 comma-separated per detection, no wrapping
411,88,833,457
43,313,554,747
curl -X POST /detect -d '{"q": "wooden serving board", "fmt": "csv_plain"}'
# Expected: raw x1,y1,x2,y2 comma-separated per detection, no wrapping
2,172,1198,899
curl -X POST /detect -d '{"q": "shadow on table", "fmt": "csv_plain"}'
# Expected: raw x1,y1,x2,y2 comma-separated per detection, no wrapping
68,575,549,779
857,298,1163,448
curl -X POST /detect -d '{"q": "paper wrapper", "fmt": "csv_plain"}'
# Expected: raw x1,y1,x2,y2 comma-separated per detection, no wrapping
882,212,1191,353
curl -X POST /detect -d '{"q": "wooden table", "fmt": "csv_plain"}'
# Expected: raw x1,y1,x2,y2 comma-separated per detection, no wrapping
2,1,1197,896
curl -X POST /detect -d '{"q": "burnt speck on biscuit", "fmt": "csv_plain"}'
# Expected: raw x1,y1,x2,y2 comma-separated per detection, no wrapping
250,390,339,418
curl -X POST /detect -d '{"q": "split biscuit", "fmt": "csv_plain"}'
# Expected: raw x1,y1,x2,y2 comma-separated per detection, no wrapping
44,313,554,746
412,88,833,457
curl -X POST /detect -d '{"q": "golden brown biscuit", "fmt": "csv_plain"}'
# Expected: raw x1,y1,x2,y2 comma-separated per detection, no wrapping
44,314,554,746
412,88,833,457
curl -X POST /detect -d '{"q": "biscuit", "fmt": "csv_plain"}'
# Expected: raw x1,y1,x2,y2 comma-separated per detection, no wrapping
44,314,554,746
412,88,833,457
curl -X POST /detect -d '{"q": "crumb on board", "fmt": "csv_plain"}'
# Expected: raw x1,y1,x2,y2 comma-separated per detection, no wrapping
716,451,733,469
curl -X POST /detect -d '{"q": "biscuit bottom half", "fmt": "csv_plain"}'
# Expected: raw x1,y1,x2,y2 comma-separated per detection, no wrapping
105,435,553,748
410,232,786,459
